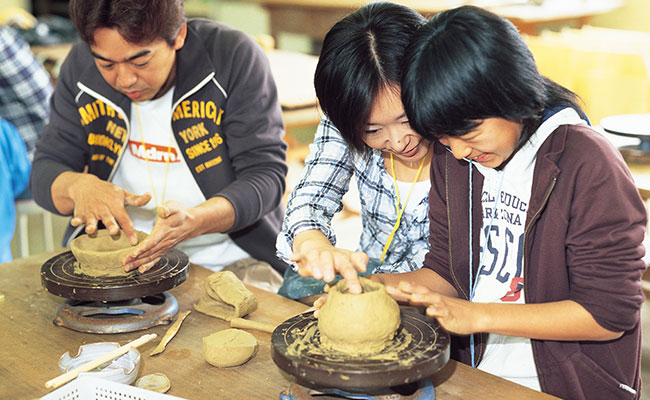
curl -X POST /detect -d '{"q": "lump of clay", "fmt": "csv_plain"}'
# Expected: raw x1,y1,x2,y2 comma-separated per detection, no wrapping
193,270,257,321
203,328,258,367
318,277,400,355
71,229,148,277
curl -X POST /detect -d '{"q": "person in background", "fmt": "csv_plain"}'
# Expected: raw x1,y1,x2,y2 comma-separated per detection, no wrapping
0,26,53,161
30,0,289,286
0,118,30,262
276,2,431,302
373,6,645,399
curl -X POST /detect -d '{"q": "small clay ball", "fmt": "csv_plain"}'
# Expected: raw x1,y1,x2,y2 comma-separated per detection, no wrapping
318,278,400,355
202,328,257,367
135,373,171,393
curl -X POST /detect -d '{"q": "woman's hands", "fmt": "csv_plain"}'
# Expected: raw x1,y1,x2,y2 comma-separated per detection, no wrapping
291,230,369,294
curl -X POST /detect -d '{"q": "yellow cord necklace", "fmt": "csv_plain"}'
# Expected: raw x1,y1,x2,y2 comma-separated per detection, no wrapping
134,102,173,208
380,153,426,263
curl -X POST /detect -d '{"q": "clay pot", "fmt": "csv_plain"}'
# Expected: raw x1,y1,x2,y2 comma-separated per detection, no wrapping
318,277,400,355
70,229,148,276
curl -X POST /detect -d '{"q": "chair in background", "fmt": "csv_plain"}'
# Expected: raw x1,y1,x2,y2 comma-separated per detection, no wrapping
14,198,55,258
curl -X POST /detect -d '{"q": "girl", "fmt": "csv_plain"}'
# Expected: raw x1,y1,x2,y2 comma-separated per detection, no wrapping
275,2,432,301
376,6,646,399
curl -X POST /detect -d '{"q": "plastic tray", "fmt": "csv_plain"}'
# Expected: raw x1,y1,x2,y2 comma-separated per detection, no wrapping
41,376,187,400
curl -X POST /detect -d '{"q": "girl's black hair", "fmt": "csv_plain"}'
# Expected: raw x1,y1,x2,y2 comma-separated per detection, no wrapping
401,6,585,144
314,2,426,152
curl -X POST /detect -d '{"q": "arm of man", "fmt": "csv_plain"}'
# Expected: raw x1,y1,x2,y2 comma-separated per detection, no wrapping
122,196,235,272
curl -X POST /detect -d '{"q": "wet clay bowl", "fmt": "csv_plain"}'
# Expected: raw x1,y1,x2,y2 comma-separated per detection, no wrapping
70,229,148,277
318,277,400,355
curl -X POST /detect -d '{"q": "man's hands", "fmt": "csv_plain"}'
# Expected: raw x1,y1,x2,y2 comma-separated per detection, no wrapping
56,172,150,245
123,196,235,273
54,173,238,274
122,201,198,273
291,230,369,294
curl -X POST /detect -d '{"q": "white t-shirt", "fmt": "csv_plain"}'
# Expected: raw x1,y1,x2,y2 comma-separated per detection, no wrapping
111,88,250,271
395,179,429,215
473,108,587,391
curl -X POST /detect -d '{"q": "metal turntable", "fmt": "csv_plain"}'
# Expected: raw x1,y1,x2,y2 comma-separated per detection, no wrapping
41,248,189,333
271,310,450,399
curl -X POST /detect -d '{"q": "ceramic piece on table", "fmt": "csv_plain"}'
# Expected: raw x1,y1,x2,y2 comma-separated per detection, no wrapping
58,342,141,385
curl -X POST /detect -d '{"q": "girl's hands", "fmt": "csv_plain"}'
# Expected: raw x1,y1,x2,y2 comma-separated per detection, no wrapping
388,281,483,335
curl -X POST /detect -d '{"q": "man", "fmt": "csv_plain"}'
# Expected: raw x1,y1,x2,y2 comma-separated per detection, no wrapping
31,0,289,277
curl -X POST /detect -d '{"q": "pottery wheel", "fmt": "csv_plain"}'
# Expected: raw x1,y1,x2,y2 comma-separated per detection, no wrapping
41,249,189,302
271,310,450,392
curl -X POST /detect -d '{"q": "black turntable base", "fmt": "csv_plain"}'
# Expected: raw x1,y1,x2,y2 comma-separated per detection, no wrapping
41,249,189,333
271,311,450,393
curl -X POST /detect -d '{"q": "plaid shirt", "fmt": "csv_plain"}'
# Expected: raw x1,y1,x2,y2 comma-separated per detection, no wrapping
276,118,430,274
0,27,53,159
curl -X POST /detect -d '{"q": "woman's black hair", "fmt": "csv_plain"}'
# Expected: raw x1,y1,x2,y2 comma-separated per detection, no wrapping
401,6,585,144
314,2,426,152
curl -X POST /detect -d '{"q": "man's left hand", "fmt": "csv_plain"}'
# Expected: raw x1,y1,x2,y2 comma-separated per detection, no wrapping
121,200,196,273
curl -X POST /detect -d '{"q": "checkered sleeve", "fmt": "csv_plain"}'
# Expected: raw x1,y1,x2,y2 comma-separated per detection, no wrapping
276,118,354,265
0,28,53,158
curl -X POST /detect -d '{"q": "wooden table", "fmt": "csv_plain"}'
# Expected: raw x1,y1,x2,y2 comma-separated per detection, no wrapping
0,251,558,399
244,0,622,39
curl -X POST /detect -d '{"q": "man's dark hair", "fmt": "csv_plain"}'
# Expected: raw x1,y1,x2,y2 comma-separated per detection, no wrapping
401,5,585,144
69,0,186,46
314,2,426,152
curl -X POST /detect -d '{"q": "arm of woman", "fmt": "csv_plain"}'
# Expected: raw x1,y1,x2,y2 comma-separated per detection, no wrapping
291,229,368,294
276,119,360,279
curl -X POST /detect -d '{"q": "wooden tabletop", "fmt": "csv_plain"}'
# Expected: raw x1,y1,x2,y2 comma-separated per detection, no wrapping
0,251,558,399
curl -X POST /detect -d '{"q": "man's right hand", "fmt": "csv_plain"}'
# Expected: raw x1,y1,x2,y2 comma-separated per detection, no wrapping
53,172,151,245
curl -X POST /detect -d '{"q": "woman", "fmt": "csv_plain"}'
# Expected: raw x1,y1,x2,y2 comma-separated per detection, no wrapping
275,2,431,301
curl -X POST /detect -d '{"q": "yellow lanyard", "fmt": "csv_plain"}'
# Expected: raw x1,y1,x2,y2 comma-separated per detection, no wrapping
134,102,173,208
380,153,426,263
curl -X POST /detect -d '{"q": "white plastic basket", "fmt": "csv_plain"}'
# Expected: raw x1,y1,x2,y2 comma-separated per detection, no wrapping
41,376,188,400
